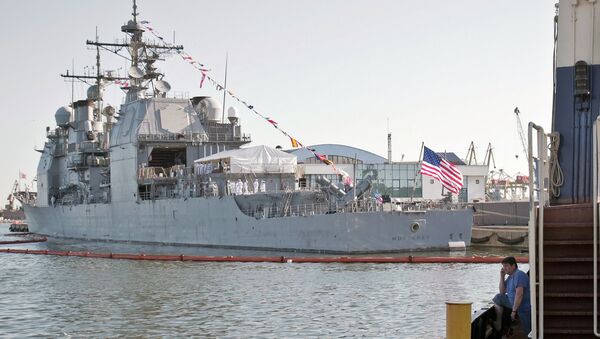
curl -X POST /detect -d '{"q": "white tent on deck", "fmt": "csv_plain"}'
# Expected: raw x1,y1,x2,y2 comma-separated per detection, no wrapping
193,145,297,174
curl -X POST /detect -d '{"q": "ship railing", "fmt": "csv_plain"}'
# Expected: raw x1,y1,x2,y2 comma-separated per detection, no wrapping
239,202,331,219
205,132,252,142
138,189,179,201
238,200,387,219
194,164,296,176
138,167,170,181
137,166,198,184
46,128,67,139
392,200,472,211
169,90,190,99
593,117,600,338
527,122,550,339
46,130,59,138
137,132,209,143
80,141,103,152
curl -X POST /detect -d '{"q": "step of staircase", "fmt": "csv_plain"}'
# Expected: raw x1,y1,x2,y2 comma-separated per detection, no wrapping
543,240,593,258
543,329,595,339
545,295,596,312
543,204,593,224
544,274,594,294
543,257,598,275
544,312,597,330
542,222,593,240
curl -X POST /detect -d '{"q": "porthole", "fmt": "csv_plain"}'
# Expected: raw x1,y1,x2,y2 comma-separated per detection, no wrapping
410,222,420,233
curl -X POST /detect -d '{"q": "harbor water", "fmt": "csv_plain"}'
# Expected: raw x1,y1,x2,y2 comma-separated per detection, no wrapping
0,224,527,338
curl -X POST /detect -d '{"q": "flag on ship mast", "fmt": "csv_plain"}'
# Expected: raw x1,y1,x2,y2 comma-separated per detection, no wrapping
420,146,463,194
290,137,300,148
19,171,26,180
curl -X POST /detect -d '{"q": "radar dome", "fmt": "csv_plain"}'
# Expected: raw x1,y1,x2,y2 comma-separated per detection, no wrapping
87,85,104,100
121,20,144,33
227,106,239,118
195,97,222,122
55,106,72,127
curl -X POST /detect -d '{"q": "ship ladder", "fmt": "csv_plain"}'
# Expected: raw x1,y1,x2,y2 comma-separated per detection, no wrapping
281,191,293,217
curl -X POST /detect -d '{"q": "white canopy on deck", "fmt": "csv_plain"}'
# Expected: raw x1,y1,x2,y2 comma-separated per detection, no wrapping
193,145,297,173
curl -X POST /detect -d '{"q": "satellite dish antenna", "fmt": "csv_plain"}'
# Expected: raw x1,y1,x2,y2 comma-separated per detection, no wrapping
128,66,145,79
155,80,171,93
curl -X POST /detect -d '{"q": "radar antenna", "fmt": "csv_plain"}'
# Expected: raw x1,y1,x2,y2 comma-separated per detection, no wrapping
63,0,183,103
132,0,138,23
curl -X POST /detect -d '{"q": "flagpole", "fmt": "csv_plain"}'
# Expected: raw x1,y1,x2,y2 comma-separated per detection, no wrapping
442,149,447,199
411,142,425,202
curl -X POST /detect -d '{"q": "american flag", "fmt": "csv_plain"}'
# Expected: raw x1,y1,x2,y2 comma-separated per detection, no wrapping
420,146,463,194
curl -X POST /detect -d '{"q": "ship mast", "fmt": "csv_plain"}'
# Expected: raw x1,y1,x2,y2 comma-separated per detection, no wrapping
61,0,183,104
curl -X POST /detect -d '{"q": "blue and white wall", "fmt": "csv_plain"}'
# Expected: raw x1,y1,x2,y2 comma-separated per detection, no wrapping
554,0,600,203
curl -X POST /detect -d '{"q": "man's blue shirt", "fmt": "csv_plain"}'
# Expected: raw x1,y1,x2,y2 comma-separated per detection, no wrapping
506,269,531,312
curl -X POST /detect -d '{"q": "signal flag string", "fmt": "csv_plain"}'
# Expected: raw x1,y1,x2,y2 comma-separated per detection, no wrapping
139,20,349,179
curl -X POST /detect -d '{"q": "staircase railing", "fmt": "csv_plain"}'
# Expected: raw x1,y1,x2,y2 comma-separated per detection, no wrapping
528,122,550,339
593,116,600,337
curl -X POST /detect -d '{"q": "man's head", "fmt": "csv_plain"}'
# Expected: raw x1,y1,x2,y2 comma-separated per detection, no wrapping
501,256,518,275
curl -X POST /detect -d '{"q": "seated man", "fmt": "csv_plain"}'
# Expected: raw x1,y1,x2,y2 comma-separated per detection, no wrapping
493,256,531,336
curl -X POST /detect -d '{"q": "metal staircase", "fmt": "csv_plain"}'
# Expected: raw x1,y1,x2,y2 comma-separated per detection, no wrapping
542,204,596,338
527,118,600,338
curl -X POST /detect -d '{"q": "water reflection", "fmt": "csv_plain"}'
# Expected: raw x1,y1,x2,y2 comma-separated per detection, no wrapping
0,223,527,338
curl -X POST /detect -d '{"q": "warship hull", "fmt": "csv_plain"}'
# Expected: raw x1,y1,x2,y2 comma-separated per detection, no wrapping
24,197,473,253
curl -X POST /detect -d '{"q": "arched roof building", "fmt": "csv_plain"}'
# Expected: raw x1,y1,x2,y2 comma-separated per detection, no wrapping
286,144,388,164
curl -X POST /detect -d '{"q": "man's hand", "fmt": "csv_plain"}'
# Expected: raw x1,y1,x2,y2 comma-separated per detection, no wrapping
500,267,506,276
511,310,517,321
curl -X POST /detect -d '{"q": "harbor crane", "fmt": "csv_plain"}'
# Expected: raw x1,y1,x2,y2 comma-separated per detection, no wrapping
483,143,496,169
513,107,528,160
465,142,496,168
465,141,478,165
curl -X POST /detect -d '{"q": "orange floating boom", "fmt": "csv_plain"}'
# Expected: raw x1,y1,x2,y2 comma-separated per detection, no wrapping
0,247,528,264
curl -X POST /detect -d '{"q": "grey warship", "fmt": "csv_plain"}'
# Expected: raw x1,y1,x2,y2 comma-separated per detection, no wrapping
19,3,473,253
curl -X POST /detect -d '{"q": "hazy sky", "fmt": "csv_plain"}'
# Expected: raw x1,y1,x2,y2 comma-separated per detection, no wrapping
0,0,554,204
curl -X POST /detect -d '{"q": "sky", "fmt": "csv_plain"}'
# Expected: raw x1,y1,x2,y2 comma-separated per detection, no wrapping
0,0,555,205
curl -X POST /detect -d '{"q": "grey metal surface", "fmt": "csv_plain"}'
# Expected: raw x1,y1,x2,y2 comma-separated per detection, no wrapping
24,198,472,253
473,201,530,226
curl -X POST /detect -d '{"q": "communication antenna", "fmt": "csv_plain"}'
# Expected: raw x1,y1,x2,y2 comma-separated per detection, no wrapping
155,80,171,94
221,52,228,123
132,0,138,23
71,59,75,112
61,0,182,105
128,65,145,79
95,27,103,120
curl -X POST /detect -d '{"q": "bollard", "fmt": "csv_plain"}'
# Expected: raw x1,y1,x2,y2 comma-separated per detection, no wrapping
446,301,471,339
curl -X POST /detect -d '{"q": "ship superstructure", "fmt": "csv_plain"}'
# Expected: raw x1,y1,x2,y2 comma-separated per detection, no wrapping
21,2,473,253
